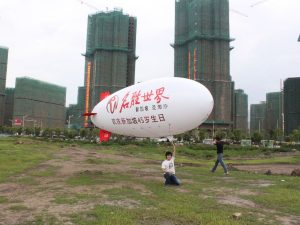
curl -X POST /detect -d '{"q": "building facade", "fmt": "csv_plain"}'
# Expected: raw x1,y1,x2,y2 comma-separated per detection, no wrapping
66,87,86,129
174,0,234,129
0,47,8,126
233,89,248,132
12,77,66,129
68,9,137,128
284,77,300,135
3,88,14,126
250,102,266,134
265,92,282,132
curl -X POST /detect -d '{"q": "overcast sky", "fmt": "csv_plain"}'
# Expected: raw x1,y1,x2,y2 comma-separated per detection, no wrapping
0,0,299,106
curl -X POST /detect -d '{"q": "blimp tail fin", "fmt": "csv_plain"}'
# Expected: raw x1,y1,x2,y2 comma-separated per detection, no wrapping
82,112,97,116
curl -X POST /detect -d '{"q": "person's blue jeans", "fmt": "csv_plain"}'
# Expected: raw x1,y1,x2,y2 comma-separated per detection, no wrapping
164,173,180,185
211,153,228,173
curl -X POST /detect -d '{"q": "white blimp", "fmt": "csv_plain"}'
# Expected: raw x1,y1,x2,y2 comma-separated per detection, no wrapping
89,77,214,138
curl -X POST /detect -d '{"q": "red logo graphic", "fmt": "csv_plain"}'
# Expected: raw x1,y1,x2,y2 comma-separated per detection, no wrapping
106,95,119,114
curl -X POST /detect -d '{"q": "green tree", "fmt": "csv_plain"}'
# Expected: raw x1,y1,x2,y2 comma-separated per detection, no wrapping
91,128,99,139
231,129,242,142
63,129,69,137
34,127,41,136
183,131,193,143
24,127,33,135
15,126,23,135
289,129,300,142
198,129,206,142
251,131,263,145
67,129,78,139
174,134,183,142
269,128,283,141
80,128,87,138
215,129,227,139
54,128,61,137
42,128,51,137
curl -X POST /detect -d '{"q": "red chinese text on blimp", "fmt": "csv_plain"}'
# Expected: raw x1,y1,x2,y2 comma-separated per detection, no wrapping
120,87,169,113
106,87,169,114
112,113,166,125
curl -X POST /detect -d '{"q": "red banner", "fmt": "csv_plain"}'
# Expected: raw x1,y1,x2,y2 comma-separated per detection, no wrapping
99,129,111,142
100,91,110,101
14,118,22,126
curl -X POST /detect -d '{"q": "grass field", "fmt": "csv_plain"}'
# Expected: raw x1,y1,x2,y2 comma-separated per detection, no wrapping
0,137,299,225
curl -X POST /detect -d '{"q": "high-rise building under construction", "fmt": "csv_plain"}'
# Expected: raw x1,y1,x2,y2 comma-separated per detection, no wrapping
250,102,266,134
174,0,234,129
233,89,248,132
284,77,300,135
12,77,66,129
81,9,137,127
265,92,282,132
0,46,8,126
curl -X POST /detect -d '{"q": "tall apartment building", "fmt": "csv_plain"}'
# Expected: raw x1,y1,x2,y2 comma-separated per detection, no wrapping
76,9,137,127
174,0,234,129
3,88,14,126
250,102,266,134
12,77,66,129
0,47,8,126
284,77,300,135
233,89,248,132
265,92,282,132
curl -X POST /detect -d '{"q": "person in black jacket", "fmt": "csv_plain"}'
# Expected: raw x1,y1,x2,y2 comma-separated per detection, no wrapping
211,136,229,175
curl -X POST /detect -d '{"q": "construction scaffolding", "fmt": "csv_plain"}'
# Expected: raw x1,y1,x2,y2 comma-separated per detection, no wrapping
13,77,66,129
4,88,14,126
265,92,282,132
233,89,248,132
174,0,233,128
0,47,8,126
284,77,300,135
250,102,266,134
81,9,137,127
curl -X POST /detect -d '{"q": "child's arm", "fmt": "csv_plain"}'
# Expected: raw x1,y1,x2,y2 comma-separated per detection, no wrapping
172,142,176,157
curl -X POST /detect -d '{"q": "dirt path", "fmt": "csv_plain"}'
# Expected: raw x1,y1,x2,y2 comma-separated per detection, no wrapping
234,164,300,175
0,147,161,225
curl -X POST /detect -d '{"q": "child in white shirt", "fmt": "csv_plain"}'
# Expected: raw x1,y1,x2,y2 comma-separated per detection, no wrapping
161,143,180,185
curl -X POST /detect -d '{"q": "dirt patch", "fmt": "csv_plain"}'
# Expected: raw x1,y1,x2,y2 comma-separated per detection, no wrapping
202,187,259,209
218,195,257,208
102,199,140,209
246,179,274,187
208,186,300,225
174,188,190,193
228,151,300,161
128,168,160,177
177,162,203,167
160,221,174,225
234,164,300,175
144,159,161,165
236,189,258,196
276,215,300,225
0,147,157,225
